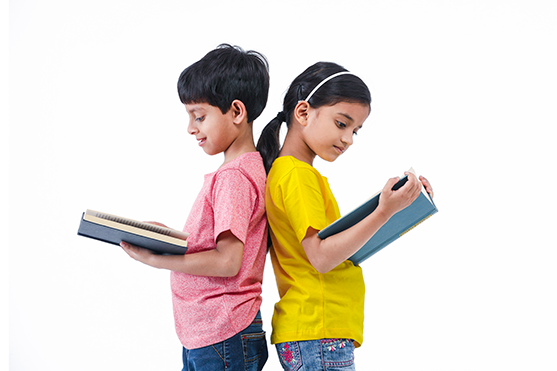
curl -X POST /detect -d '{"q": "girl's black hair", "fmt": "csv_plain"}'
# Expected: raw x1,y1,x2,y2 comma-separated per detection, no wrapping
177,44,270,123
256,62,371,173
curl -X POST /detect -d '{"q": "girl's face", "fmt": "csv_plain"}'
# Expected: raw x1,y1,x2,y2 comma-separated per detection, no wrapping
303,101,370,162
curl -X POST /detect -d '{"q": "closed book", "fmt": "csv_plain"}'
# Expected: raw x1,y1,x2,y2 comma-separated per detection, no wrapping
78,209,188,255
318,171,438,265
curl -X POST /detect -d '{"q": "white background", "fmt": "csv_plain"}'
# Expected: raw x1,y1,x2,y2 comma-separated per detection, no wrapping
7,0,557,370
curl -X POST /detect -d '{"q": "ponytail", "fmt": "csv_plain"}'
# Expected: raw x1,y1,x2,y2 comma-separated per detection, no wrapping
257,112,285,174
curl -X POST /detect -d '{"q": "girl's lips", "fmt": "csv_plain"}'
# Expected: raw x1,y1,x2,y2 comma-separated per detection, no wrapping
334,145,345,154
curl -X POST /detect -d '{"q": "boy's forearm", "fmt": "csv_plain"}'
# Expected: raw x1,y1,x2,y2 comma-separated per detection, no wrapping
146,249,241,277
121,231,244,277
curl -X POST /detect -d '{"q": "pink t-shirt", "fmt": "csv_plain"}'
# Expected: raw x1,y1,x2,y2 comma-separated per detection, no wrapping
171,152,268,349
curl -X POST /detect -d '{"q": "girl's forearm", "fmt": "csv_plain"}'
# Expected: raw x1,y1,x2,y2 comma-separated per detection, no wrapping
302,208,391,274
302,174,423,274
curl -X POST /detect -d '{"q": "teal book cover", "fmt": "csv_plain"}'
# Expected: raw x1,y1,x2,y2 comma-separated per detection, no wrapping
318,174,438,265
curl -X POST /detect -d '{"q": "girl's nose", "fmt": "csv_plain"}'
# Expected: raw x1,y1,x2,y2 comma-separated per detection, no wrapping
341,133,354,147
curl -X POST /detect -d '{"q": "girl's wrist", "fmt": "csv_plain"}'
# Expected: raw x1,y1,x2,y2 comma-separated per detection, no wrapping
373,206,392,225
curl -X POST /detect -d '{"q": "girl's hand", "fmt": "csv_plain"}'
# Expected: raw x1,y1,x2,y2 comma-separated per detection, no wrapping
419,175,434,198
377,172,422,219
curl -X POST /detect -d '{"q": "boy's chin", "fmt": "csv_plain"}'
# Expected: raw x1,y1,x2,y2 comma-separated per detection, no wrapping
200,146,218,156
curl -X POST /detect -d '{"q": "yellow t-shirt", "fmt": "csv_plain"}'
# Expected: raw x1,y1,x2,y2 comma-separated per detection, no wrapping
266,156,365,347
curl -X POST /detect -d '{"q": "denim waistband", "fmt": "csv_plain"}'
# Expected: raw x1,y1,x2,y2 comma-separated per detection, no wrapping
251,310,263,325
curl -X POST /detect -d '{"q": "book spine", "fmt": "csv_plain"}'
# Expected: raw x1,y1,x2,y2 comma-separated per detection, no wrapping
398,213,435,238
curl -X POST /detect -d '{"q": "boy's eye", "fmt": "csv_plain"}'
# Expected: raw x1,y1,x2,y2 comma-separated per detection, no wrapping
195,116,205,122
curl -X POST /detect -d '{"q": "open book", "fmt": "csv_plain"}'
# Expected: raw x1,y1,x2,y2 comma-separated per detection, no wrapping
77,209,188,255
318,169,438,265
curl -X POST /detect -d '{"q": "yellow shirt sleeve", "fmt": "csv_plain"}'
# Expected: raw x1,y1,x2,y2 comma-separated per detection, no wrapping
279,166,334,242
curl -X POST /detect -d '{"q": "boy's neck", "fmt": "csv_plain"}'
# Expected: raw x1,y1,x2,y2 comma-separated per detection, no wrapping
221,123,257,166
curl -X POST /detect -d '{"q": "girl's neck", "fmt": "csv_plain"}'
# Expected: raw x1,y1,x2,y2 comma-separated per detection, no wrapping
279,129,316,167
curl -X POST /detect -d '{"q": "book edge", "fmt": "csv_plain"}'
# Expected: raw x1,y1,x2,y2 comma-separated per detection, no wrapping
78,218,188,254
85,209,190,240
82,213,188,247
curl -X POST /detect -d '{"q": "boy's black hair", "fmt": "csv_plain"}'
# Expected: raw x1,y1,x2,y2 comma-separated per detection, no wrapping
177,44,270,123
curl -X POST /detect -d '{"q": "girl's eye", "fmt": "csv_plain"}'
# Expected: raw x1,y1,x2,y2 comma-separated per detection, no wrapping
336,120,346,128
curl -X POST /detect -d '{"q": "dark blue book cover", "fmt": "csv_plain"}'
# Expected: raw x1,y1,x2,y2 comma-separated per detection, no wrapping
78,210,188,255
318,175,438,265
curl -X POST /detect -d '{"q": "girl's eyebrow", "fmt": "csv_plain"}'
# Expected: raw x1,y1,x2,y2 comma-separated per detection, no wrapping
337,112,354,122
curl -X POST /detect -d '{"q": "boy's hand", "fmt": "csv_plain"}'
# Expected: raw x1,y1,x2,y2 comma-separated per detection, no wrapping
121,241,157,267
143,221,170,228
419,175,434,198
119,221,170,267
377,172,422,219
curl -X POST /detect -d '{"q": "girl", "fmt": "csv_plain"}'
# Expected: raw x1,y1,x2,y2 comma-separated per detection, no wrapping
257,62,433,370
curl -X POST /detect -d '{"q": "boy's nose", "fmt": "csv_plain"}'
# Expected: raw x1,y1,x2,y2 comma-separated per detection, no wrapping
187,120,199,135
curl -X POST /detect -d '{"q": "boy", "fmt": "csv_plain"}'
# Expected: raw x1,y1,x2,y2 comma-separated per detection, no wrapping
121,44,270,371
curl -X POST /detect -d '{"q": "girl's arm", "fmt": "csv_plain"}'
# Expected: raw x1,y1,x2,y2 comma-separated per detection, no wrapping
301,173,426,274
120,229,244,277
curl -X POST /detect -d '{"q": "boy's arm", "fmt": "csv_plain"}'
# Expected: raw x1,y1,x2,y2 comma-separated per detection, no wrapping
301,173,426,274
121,230,244,277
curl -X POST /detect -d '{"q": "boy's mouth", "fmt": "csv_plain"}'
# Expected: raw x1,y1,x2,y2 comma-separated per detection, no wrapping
197,138,206,146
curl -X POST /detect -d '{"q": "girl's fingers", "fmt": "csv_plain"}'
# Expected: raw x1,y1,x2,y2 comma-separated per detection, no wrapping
419,175,434,198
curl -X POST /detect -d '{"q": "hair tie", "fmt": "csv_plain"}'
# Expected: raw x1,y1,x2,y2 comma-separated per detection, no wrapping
276,111,286,122
303,71,354,102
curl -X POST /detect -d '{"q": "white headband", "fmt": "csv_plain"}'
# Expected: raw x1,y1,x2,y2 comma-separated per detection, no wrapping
303,71,354,102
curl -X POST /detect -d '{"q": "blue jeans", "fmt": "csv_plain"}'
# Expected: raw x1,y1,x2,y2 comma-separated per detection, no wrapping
276,339,356,371
181,311,268,371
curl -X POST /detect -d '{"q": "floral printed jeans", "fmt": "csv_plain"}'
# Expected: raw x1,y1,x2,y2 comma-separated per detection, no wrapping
276,339,356,370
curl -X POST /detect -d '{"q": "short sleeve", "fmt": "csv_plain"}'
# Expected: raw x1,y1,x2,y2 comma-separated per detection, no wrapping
211,169,257,244
280,167,330,243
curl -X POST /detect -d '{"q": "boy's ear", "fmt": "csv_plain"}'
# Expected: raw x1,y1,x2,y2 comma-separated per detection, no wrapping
230,99,247,125
294,101,310,126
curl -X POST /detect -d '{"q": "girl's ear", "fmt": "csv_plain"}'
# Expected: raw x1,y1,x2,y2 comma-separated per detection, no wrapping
230,99,247,125
294,101,310,126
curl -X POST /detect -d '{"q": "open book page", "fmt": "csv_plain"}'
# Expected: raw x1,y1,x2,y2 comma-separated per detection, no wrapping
84,209,189,242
